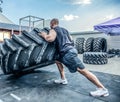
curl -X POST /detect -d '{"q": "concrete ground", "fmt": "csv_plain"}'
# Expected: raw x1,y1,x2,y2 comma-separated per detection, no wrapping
78,54,120,76
0,55,120,102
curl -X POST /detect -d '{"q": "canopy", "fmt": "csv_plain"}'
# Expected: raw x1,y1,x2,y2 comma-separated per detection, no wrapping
94,17,120,36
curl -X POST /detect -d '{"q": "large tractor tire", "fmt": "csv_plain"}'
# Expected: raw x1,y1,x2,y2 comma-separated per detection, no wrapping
83,52,108,65
0,28,56,75
85,37,94,52
93,37,107,52
75,38,85,54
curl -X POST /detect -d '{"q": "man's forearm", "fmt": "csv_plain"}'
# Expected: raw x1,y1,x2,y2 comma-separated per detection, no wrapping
39,29,56,42
40,32,47,39
40,32,51,42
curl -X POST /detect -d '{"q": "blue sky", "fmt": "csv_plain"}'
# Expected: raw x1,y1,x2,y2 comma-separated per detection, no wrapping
1,0,120,32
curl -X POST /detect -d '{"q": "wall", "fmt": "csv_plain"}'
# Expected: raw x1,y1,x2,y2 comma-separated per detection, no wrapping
70,31,120,50
107,36,120,49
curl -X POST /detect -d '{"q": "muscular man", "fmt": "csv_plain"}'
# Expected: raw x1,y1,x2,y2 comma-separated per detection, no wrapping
40,18,109,97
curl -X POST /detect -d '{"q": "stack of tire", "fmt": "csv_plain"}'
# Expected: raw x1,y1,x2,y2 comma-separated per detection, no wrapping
84,37,107,65
0,28,56,75
75,38,85,54
107,49,120,58
75,37,108,65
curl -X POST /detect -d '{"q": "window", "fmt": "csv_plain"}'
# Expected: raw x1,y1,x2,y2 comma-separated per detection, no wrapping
0,31,11,42
0,32,4,42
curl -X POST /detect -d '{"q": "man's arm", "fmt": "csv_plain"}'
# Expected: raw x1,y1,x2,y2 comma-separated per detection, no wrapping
40,29,56,42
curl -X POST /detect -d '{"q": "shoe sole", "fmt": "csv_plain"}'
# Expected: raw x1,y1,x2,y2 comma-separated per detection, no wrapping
90,93,109,97
54,82,68,85
102,93,109,97
61,82,68,85
54,80,68,85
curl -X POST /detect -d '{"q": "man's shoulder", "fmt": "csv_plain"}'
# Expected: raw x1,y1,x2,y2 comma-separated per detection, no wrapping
55,26,66,30
54,26,69,33
59,27,69,32
60,27,67,30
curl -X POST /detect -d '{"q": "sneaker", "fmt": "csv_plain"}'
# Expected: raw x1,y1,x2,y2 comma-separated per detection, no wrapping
54,79,68,85
90,88,109,97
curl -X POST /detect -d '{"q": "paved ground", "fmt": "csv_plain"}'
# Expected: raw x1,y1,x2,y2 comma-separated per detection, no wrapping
79,55,120,76
0,55,120,102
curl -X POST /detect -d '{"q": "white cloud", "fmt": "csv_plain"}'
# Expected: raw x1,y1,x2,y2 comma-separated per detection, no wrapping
58,0,92,5
61,14,79,21
73,0,92,5
104,15,114,20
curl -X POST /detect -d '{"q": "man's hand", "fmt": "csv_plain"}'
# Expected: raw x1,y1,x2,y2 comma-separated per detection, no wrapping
39,29,57,42
39,31,47,38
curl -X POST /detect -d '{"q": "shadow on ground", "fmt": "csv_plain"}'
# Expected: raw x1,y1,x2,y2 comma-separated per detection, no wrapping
0,65,120,102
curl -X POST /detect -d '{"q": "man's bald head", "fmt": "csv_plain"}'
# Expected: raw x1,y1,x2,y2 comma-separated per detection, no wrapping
50,18,59,28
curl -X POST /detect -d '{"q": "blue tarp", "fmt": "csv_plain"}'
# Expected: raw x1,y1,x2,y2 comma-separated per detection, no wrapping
94,17,120,36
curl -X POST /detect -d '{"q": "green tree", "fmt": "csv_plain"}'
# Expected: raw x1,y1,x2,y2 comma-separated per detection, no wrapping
0,0,3,13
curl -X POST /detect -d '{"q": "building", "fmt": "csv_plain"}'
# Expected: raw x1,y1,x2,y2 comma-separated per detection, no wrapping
0,13,28,42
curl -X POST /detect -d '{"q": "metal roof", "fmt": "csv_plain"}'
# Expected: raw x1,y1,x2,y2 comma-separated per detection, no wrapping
0,13,14,24
0,13,29,31
0,22,29,31
70,31,103,35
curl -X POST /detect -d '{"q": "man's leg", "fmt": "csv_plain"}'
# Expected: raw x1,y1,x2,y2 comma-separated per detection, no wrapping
77,68,109,96
54,61,68,84
77,68,104,88
55,61,65,79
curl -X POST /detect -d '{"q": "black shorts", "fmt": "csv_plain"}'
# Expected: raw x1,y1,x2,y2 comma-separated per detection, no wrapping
57,48,85,73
